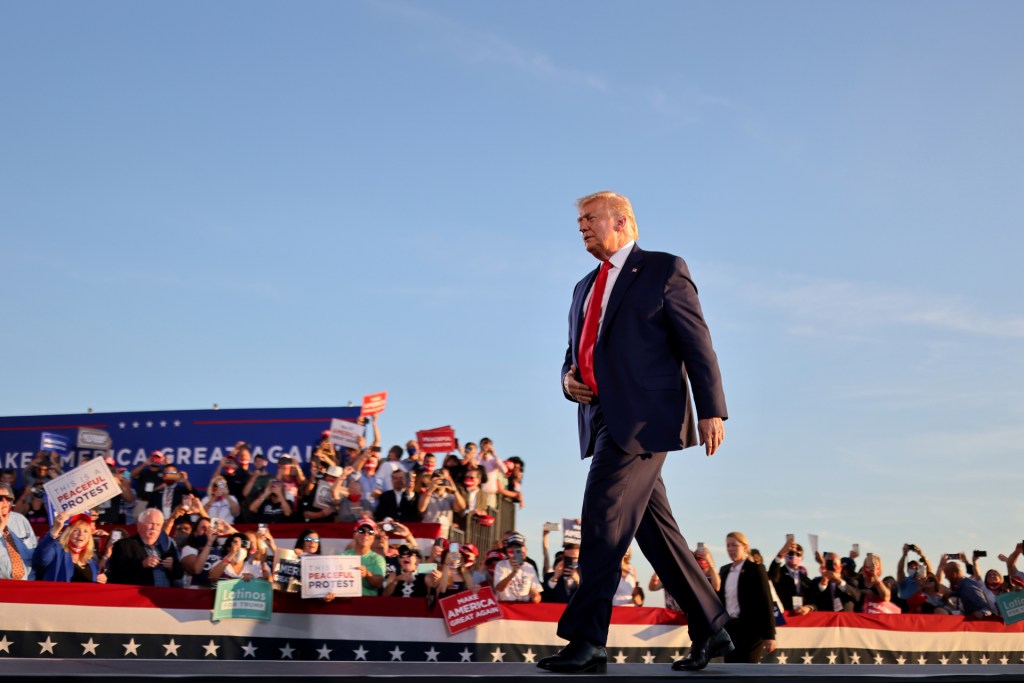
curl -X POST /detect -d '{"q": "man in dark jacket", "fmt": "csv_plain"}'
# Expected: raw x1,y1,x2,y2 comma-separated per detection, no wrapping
107,508,183,586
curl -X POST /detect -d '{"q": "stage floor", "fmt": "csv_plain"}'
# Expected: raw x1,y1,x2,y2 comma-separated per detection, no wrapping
3,660,1023,682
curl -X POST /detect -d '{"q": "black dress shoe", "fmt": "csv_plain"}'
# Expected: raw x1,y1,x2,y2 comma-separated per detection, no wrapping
671,628,734,671
537,640,608,673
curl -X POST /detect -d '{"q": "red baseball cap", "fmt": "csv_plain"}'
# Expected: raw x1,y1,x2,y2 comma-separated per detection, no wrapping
460,543,479,557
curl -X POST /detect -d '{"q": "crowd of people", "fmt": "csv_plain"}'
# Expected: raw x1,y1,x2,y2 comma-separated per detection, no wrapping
1,428,1021,644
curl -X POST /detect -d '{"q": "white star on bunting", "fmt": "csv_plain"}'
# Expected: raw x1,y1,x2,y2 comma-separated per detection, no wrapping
959,654,970,665
873,653,885,665
118,422,126,429
203,640,220,657
122,638,140,656
81,638,99,655
642,651,656,664
521,648,536,663
424,646,440,662
279,643,295,659
979,655,989,665
850,652,861,664
174,420,181,427
38,637,57,655
896,654,906,665
776,652,789,664
614,651,628,664
353,645,368,661
827,651,838,664
163,639,180,657
132,422,139,428
160,421,167,427
802,652,814,665
389,646,405,661
459,647,474,662
1000,655,1009,665
242,642,258,658
939,654,950,665
0,635,13,653
917,655,928,665
145,421,153,428
316,644,332,660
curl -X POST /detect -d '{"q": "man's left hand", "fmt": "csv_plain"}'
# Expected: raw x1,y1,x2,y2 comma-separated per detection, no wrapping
698,417,725,456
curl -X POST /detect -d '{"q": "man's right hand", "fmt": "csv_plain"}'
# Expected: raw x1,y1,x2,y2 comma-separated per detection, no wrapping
563,365,595,404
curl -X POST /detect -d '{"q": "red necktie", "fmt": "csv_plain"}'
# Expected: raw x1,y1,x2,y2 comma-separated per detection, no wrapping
578,261,613,395
4,529,26,580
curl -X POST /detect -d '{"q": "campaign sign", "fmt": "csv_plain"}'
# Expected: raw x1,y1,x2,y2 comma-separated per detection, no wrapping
360,391,387,417
416,426,456,454
0,406,359,490
328,418,362,449
40,432,71,455
439,587,504,635
300,554,361,599
43,457,121,517
562,518,582,546
212,579,274,622
77,428,111,450
997,591,1024,625
313,480,337,509
273,558,302,592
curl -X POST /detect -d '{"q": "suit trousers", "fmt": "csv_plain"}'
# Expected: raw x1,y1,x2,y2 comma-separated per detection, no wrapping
557,404,728,646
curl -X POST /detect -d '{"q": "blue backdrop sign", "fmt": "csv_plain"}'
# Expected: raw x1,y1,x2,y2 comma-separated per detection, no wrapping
1,406,360,487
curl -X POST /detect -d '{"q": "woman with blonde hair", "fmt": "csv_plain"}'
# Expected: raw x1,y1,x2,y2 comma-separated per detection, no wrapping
202,475,240,524
714,531,775,663
33,511,107,583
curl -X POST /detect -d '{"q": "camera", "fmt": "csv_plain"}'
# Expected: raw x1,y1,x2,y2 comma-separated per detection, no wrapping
240,538,251,550
825,559,837,572
32,486,45,499
381,520,396,534
973,550,987,558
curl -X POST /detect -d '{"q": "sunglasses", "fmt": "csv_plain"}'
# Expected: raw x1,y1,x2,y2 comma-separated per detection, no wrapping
303,537,320,543
356,528,374,535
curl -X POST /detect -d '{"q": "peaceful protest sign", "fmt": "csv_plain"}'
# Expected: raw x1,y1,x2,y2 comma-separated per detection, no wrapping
328,418,362,449
212,579,274,622
416,426,456,454
300,554,361,599
43,457,121,517
439,587,504,635
360,391,387,417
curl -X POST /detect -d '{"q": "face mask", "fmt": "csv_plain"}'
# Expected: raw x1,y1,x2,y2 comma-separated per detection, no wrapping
348,493,362,503
408,446,417,456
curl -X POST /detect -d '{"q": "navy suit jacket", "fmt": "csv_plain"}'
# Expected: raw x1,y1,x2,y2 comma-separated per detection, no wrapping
562,244,727,457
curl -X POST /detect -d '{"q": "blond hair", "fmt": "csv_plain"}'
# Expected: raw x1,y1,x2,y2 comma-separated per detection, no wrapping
577,190,639,240
726,531,750,550
60,519,97,564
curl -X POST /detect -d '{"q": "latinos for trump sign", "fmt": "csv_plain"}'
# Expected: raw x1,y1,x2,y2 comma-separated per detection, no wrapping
44,457,121,517
212,579,274,622
300,554,361,599
0,406,358,489
998,591,1024,625
416,426,456,454
439,587,504,635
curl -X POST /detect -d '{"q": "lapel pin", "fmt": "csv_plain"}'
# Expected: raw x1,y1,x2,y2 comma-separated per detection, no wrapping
631,268,638,273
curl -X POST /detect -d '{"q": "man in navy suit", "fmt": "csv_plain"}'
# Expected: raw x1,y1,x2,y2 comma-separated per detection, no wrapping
538,191,733,674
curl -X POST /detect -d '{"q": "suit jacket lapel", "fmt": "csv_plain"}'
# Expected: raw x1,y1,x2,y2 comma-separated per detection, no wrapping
599,244,644,345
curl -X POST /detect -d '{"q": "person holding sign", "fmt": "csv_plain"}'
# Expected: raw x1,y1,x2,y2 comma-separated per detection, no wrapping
541,191,731,674
341,519,386,596
33,511,107,583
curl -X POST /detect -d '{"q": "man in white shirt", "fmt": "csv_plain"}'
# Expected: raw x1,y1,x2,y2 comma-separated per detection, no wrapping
0,482,37,579
493,534,542,603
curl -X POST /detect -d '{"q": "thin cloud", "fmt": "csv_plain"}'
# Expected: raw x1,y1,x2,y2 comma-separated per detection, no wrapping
729,270,1024,340
374,0,727,120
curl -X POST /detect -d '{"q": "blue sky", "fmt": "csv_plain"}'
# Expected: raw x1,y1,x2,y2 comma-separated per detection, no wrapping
2,2,1022,603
